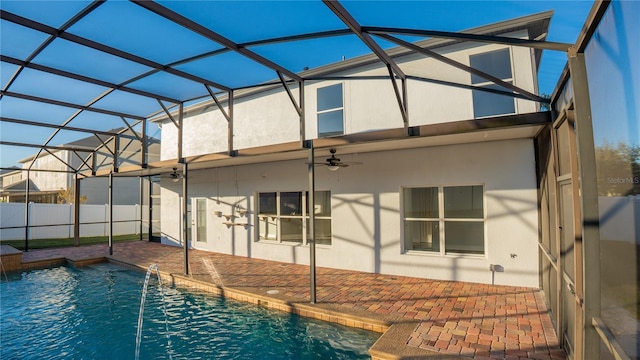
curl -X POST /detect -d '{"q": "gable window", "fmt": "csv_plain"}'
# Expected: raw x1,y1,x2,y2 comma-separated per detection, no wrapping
403,185,484,255
470,48,515,118
317,84,344,137
258,191,332,245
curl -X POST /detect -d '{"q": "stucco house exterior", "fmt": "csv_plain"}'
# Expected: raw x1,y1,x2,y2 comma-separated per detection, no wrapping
153,12,551,288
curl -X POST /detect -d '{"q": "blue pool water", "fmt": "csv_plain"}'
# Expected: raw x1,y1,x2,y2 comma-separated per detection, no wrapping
0,263,379,359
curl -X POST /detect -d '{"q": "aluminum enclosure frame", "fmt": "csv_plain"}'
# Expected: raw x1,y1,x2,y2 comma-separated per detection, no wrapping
1,3,610,359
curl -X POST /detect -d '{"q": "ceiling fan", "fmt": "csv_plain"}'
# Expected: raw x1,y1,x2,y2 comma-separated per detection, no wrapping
164,167,182,182
320,149,361,171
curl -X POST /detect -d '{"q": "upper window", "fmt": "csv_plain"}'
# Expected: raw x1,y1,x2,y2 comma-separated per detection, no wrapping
257,191,332,245
403,185,484,255
470,49,515,118
317,84,344,137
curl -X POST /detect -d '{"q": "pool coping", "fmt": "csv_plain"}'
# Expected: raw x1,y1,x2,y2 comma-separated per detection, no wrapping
107,257,392,328
18,256,106,271
104,257,443,359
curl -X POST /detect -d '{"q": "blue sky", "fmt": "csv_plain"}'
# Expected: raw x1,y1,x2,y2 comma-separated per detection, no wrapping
0,0,595,168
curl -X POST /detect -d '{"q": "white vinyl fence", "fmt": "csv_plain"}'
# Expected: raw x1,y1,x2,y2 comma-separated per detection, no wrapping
0,203,141,240
598,195,640,243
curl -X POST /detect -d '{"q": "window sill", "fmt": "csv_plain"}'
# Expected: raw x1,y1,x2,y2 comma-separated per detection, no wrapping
404,250,486,259
255,239,332,248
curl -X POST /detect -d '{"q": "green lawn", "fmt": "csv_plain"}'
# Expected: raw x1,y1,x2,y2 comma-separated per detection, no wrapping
0,234,148,251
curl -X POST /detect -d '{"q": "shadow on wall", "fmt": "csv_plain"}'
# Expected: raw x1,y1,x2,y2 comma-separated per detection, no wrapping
157,162,539,283
330,190,538,282
207,196,252,258
162,181,252,258
485,192,538,234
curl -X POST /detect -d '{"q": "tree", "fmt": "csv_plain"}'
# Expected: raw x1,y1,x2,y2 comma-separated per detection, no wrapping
595,142,640,196
540,93,551,111
57,185,88,204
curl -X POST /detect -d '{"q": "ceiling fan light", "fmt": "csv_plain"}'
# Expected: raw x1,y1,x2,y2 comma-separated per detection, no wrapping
171,176,180,182
327,164,340,171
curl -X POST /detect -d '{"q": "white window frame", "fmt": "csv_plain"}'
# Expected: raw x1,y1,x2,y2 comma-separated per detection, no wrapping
470,48,516,118
317,83,344,137
185,198,207,244
256,191,332,246
402,185,486,256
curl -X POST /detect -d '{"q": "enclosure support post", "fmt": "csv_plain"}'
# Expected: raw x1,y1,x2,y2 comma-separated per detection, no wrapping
141,119,148,168
568,48,601,360
73,173,80,247
178,103,184,161
307,142,316,303
113,136,119,173
228,92,234,155
24,169,30,252
108,172,113,256
299,81,306,146
182,162,189,275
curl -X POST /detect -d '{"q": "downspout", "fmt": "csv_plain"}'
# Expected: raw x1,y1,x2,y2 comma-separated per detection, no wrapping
148,177,153,241
139,176,144,241
24,169,30,251
108,172,113,256
182,162,189,275
73,173,80,247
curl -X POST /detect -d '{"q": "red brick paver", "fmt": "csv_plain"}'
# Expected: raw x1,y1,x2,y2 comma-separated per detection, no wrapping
20,241,564,359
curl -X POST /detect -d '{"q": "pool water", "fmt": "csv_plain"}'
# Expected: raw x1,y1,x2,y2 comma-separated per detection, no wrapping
0,263,379,360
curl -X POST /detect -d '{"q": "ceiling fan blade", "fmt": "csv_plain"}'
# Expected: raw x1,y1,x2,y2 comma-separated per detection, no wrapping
344,161,363,166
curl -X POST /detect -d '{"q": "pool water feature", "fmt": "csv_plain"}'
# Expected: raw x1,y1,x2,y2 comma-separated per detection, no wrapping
135,264,172,360
1,263,379,360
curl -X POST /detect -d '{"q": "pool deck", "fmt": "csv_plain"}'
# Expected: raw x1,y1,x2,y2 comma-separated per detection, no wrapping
14,241,564,359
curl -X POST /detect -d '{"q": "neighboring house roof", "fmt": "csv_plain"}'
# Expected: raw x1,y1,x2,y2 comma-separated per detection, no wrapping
63,129,160,149
0,168,20,176
0,179,40,194
16,128,161,165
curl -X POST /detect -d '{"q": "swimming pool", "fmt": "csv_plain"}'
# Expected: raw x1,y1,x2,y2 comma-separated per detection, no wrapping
0,263,379,359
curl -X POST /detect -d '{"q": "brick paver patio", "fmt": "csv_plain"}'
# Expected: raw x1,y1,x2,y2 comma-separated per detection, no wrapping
18,241,564,359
